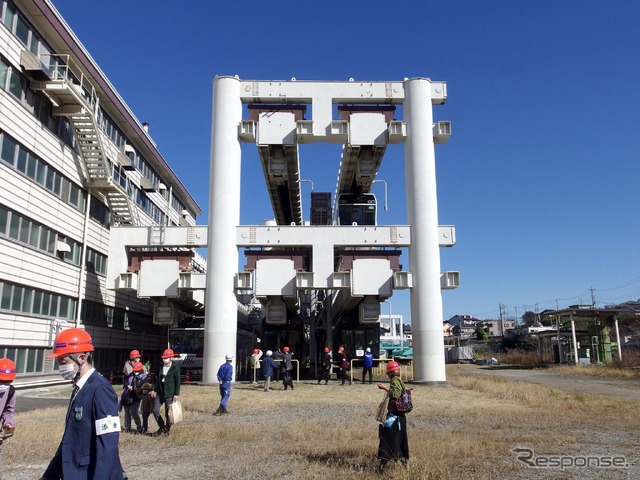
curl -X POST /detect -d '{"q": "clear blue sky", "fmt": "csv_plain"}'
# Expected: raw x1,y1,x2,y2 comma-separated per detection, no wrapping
53,0,640,323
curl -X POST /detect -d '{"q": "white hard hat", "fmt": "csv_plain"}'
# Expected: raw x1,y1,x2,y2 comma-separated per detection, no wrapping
266,350,273,356
366,347,371,353
225,353,234,360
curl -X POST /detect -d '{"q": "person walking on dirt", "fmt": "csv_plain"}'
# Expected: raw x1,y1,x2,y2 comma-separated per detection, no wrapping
281,346,294,390
40,328,125,480
0,358,17,480
150,349,181,436
261,350,278,392
121,361,145,434
318,347,331,385
337,346,351,385
362,347,374,384
214,353,234,415
376,361,412,471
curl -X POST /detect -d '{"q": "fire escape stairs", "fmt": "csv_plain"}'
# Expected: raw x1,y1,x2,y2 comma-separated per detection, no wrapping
26,52,137,226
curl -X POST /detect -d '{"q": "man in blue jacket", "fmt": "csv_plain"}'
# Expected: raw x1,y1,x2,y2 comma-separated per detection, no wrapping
40,328,124,480
214,353,234,415
362,347,374,384
261,350,278,392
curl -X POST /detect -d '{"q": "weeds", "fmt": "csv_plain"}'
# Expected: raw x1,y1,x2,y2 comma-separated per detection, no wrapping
4,369,639,479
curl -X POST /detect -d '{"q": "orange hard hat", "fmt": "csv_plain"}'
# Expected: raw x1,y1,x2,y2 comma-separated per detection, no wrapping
338,346,344,352
129,350,141,359
386,361,401,374
324,347,329,353
283,346,290,353
132,361,144,372
161,348,175,358
253,348,259,355
48,328,94,358
0,358,16,381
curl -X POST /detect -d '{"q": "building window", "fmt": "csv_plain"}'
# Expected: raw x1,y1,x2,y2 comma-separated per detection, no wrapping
0,280,76,321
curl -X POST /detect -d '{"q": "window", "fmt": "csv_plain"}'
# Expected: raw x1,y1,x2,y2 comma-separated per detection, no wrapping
1,283,11,309
21,289,32,313
1,135,16,165
7,68,23,99
11,285,22,310
14,12,29,46
0,206,7,234
2,1,15,30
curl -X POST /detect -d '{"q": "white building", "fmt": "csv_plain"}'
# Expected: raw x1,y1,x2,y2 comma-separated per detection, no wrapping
0,0,202,382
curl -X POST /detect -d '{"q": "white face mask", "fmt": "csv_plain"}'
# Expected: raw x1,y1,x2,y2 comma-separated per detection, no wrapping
59,363,78,380
0,384,10,393
163,358,171,365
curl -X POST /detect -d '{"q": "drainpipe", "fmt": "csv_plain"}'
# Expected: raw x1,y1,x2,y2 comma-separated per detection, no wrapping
75,191,92,327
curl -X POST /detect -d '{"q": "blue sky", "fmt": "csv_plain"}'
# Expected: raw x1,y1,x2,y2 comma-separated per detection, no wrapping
53,0,640,323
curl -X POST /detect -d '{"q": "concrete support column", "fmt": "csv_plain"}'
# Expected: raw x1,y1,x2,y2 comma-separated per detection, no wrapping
204,76,242,383
404,78,446,383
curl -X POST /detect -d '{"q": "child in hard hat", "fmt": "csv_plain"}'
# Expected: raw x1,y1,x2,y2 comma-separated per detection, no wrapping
0,358,16,478
139,381,153,435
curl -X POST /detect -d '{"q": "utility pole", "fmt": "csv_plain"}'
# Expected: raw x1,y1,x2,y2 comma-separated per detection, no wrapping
555,299,563,364
590,287,596,307
499,303,504,337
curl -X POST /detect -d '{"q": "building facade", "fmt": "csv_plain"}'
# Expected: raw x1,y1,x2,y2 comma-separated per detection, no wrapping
0,0,202,383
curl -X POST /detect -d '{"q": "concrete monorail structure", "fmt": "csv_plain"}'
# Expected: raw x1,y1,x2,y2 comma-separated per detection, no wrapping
206,77,456,383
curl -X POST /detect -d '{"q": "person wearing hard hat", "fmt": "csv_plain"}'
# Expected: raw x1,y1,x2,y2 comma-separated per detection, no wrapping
280,346,294,390
149,348,180,436
121,361,146,434
260,350,278,392
337,346,351,385
317,347,332,385
250,348,263,384
0,357,17,479
214,353,234,415
376,361,413,472
362,347,374,384
122,349,147,380
39,328,125,480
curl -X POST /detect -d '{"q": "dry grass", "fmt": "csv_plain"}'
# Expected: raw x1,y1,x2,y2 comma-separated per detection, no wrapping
4,368,640,479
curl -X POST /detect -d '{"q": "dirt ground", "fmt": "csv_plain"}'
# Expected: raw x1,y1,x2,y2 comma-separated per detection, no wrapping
451,363,640,401
6,364,640,480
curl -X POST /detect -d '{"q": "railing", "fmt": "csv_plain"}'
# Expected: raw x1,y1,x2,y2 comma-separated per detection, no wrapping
38,53,98,112
349,358,413,383
252,358,300,384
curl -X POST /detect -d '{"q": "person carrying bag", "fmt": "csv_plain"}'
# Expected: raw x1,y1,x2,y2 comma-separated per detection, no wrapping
376,361,412,471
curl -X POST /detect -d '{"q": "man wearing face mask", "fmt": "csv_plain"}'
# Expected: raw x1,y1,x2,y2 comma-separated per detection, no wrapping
39,328,125,480
149,348,180,436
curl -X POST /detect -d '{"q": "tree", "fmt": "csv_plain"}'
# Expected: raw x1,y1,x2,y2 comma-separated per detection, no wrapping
475,323,489,342
521,311,538,327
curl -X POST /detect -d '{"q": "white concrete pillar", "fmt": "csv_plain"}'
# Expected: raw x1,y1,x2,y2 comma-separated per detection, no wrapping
404,78,446,383
204,76,242,383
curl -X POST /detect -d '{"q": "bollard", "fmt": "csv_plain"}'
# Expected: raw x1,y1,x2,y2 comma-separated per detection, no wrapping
185,370,191,384
108,370,114,384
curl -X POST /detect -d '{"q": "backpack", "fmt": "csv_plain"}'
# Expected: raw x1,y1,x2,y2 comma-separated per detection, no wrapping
392,389,413,413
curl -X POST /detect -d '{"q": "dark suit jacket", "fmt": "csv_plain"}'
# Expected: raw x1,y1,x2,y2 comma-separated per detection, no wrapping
43,370,123,479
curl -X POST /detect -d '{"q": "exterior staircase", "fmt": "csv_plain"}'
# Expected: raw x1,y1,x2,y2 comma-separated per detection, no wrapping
24,52,137,225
